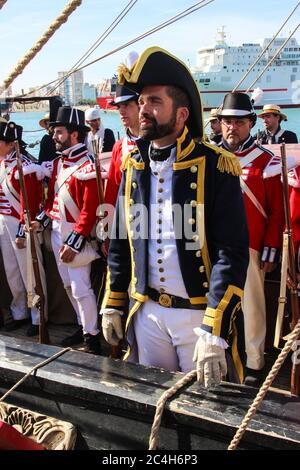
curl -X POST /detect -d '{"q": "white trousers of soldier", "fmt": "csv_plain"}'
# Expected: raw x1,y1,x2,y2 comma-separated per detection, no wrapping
51,220,99,336
0,214,47,325
133,299,205,372
242,248,266,370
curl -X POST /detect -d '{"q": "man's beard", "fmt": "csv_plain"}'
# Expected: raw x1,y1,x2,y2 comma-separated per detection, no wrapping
55,135,72,152
139,112,176,141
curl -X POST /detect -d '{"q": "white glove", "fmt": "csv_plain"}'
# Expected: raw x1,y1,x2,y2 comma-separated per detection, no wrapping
101,310,123,346
193,336,227,388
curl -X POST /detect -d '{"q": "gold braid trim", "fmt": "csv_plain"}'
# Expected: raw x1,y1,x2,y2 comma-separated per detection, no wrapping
203,142,242,176
117,63,132,85
120,149,139,171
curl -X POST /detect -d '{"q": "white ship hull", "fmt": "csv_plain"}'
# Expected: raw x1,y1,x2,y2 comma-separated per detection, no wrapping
192,31,300,110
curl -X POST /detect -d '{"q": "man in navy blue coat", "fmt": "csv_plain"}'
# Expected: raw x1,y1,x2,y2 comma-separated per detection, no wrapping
100,47,249,388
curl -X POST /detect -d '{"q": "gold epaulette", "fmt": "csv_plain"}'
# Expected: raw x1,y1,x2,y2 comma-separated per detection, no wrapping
203,142,242,176
120,148,139,171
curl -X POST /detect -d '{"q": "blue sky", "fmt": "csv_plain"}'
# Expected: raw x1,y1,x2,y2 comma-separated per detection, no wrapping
1,0,299,94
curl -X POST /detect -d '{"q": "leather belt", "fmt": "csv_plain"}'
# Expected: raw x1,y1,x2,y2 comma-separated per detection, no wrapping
148,287,206,309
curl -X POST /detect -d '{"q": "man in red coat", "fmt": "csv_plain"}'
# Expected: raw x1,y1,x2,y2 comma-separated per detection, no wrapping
0,121,46,335
289,165,300,282
218,92,285,386
32,107,101,353
105,83,140,209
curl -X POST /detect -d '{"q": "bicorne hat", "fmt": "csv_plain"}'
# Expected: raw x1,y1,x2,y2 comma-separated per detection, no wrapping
217,92,257,124
109,83,139,106
50,106,90,132
118,46,204,139
0,121,23,143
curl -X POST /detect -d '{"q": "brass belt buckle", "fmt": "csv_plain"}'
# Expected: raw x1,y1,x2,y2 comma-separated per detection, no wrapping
158,293,172,308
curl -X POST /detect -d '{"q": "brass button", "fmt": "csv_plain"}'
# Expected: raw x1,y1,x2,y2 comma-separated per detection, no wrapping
157,228,162,234
129,199,135,205
157,259,163,264
157,239,162,244
190,200,197,208
199,265,205,273
203,282,209,288
157,249,162,254
157,219,162,224
158,188,163,193
159,268,164,273
192,235,199,242
160,277,166,283
158,198,163,204
159,178,164,183
129,214,134,222
205,292,209,297
190,165,197,173
130,230,134,238
134,277,138,284
188,218,195,225
160,288,165,293
190,182,197,190
196,250,202,257
132,182,137,189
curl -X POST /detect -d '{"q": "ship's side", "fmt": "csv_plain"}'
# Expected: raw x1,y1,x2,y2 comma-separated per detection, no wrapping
192,31,300,110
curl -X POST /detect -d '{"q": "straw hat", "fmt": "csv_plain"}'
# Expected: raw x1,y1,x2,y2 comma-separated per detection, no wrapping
257,104,287,122
39,113,50,129
208,108,219,122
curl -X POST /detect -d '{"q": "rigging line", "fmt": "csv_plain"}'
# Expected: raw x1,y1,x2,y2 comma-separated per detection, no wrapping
233,0,300,91
246,22,300,92
17,0,215,99
47,0,138,96
1,0,83,92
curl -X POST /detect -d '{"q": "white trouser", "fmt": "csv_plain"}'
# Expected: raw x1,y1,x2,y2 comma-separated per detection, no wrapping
0,215,47,324
51,221,98,335
242,248,266,370
133,299,205,372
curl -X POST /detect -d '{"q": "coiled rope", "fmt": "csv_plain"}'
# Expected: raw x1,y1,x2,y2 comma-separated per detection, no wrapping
228,319,300,450
2,0,83,91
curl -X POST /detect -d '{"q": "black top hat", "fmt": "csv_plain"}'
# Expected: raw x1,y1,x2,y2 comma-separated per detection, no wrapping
0,121,23,143
110,83,139,106
120,47,203,139
217,92,256,120
50,106,90,132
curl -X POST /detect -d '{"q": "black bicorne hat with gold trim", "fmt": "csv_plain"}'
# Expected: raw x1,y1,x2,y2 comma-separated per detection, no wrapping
118,46,204,140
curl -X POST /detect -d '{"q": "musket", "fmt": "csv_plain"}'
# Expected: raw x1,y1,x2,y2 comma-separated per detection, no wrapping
91,138,121,359
15,140,49,345
280,142,300,395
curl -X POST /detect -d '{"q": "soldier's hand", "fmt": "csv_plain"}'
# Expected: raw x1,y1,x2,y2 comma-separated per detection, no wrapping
101,310,123,346
28,221,42,233
59,245,77,263
193,337,227,388
260,261,277,273
15,237,26,249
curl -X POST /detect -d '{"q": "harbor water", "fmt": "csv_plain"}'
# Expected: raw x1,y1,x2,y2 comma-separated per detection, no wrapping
8,108,300,160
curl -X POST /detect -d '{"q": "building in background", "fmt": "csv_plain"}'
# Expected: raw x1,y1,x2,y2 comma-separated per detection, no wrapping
57,70,84,105
82,83,96,102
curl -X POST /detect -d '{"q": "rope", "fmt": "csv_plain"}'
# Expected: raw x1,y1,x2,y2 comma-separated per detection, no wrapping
246,22,300,92
148,370,197,450
0,347,71,402
47,0,138,96
16,0,215,99
232,1,300,91
2,0,83,91
228,319,300,450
